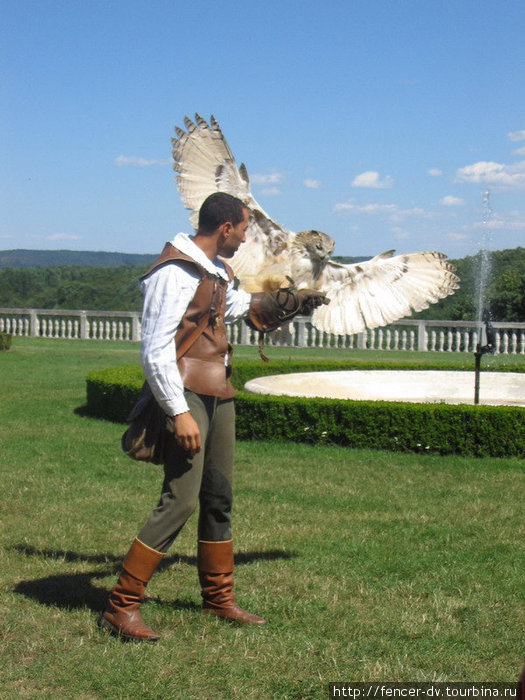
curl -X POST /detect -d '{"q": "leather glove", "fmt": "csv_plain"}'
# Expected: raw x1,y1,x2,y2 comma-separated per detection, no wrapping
247,285,329,332
297,289,330,314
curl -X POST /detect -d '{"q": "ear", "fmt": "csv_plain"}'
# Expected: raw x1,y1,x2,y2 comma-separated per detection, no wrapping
219,221,234,238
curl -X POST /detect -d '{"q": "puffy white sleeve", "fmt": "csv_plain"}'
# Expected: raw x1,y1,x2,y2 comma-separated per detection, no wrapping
224,279,252,322
140,264,199,416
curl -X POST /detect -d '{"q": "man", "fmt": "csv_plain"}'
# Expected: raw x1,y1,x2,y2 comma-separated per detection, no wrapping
99,192,327,641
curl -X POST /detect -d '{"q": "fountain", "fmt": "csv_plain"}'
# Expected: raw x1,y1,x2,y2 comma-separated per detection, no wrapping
244,369,524,407
475,190,493,330
473,190,494,404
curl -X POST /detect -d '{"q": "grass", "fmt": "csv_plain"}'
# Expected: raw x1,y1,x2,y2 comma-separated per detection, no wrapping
0,337,523,698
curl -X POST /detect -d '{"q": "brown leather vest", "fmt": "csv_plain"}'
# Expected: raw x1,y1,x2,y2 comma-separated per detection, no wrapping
142,242,236,400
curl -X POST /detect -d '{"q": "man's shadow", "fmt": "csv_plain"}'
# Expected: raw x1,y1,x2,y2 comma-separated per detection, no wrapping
10,544,295,613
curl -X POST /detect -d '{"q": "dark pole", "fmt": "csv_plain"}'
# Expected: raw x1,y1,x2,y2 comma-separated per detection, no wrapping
473,320,495,405
474,346,482,404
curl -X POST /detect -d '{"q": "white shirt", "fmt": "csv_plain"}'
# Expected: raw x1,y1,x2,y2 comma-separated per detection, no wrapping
140,232,251,416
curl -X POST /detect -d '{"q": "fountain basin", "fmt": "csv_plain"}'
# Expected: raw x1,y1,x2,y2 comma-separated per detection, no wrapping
244,370,525,407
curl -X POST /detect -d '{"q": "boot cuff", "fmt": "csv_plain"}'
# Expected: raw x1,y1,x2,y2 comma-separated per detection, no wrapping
197,539,234,573
122,538,164,581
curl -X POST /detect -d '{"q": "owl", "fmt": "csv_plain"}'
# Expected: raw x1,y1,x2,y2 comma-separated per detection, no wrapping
172,114,459,336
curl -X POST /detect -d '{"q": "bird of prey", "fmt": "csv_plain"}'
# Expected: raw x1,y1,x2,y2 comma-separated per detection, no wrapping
171,114,459,336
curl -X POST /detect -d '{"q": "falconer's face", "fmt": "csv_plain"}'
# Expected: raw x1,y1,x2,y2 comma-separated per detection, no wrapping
218,208,250,258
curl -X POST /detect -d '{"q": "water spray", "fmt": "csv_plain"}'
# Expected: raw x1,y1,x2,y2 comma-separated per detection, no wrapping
473,189,495,404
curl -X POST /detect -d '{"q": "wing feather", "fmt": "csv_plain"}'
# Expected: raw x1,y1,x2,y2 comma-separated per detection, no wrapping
312,251,459,335
172,114,293,287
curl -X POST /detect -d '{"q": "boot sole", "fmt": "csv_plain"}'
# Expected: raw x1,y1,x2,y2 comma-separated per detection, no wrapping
97,614,159,642
202,608,267,625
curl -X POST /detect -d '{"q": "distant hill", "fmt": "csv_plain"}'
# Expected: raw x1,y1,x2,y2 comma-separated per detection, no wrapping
0,249,157,268
331,255,370,264
0,249,370,269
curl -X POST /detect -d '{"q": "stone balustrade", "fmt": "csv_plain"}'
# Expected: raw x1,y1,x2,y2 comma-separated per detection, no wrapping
0,307,524,354
0,308,141,342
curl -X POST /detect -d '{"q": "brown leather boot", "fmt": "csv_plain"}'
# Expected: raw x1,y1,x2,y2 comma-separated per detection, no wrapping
98,538,165,641
197,540,266,625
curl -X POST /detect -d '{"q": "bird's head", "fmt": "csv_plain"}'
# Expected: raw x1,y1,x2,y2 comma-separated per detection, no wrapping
295,230,335,262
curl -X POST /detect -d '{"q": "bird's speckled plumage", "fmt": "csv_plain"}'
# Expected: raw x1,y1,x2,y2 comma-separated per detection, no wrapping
172,114,460,335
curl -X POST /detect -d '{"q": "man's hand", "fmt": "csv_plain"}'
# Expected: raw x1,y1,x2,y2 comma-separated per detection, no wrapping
297,289,330,314
173,411,201,457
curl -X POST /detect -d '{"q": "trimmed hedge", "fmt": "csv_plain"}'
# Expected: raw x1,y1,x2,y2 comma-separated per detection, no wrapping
85,362,524,458
235,392,524,457
0,332,12,351
86,365,145,423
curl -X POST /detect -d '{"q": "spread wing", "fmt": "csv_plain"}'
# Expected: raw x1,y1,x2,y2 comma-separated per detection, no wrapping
311,251,460,335
172,114,460,329
172,114,293,289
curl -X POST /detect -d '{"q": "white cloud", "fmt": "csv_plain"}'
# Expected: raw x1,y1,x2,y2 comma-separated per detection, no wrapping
506,212,525,230
351,170,394,189
334,201,398,213
47,233,81,241
428,168,443,177
440,195,465,206
473,217,505,230
447,232,469,241
467,210,525,235
115,156,169,167
251,172,283,185
454,160,525,190
303,178,321,189
507,130,525,142
390,207,429,224
260,187,281,196
513,146,525,156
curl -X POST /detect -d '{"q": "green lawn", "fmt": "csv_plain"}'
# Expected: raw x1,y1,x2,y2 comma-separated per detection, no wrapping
0,338,523,698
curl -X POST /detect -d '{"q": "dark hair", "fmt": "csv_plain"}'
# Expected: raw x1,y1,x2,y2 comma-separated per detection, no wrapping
198,192,247,233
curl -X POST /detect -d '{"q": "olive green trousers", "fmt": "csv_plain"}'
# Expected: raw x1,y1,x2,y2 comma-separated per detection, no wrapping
137,392,235,554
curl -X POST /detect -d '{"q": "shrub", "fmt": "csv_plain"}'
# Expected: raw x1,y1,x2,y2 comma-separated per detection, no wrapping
86,365,144,422
85,363,524,458
0,332,12,351
234,392,524,458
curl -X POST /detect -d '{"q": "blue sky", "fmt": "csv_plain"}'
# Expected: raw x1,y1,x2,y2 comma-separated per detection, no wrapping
2,0,525,259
